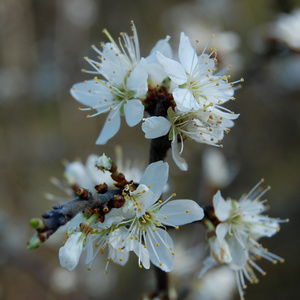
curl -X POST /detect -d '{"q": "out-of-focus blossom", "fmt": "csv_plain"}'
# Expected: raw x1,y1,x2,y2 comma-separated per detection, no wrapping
268,8,300,51
200,180,288,299
195,266,236,300
46,148,145,203
202,148,239,188
161,2,243,72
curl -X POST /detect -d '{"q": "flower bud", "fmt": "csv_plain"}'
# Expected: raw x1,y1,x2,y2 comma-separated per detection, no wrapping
95,154,112,172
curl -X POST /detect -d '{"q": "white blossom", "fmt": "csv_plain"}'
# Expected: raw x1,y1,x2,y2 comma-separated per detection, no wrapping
59,211,128,272
200,180,287,300
71,22,172,144
142,107,238,171
109,161,204,271
156,32,242,112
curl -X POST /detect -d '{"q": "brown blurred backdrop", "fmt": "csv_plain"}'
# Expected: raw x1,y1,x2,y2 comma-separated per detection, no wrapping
0,0,299,299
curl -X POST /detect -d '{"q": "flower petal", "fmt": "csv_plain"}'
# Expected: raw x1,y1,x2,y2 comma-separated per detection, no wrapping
70,80,113,108
213,190,231,221
178,32,198,73
157,200,204,226
133,242,150,269
142,116,171,139
145,227,174,272
101,43,128,85
216,222,229,243
127,58,148,97
171,137,188,171
139,161,169,203
172,88,200,111
156,52,187,85
108,246,129,266
59,232,83,271
198,256,218,278
146,35,172,63
124,99,144,127
96,109,121,145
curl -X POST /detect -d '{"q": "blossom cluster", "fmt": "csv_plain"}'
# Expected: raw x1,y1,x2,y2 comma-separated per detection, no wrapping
200,180,287,300
71,22,243,171
58,160,204,272
27,21,288,300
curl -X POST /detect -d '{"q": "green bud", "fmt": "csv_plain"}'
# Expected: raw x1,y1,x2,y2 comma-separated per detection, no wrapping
27,233,42,250
30,218,45,229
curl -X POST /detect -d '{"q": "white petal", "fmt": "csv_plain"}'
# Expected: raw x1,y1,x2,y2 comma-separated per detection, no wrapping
70,80,113,108
145,227,174,272
108,245,129,266
127,58,148,97
139,161,169,203
157,200,204,226
147,62,169,84
124,99,144,127
133,242,150,269
178,32,198,73
85,235,96,265
101,43,128,85
172,88,200,111
146,35,172,63
109,227,127,249
130,184,154,217
227,236,248,270
198,256,218,278
213,191,231,221
96,109,121,145
156,52,187,85
171,137,188,171
216,223,229,243
142,117,171,139
59,232,83,271
209,236,232,264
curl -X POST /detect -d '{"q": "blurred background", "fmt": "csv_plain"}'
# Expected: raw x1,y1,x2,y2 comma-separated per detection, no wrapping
0,0,299,299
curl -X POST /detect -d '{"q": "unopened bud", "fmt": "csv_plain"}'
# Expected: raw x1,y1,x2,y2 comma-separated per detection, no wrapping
27,233,42,250
108,194,125,208
95,154,112,172
101,204,110,214
94,183,108,194
30,218,45,230
76,188,91,199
